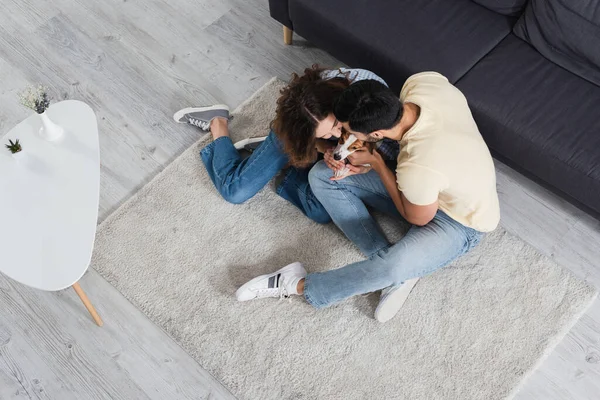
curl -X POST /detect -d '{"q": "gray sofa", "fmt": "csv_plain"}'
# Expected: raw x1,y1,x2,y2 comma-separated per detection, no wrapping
269,0,600,217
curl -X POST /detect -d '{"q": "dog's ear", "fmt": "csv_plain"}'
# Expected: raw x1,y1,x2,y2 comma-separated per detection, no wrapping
366,142,376,154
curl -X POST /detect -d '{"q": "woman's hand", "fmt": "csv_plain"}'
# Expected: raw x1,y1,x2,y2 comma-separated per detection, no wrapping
324,148,346,172
330,164,372,181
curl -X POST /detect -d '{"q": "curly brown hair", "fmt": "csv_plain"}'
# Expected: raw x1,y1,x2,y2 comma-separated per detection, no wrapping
271,65,352,167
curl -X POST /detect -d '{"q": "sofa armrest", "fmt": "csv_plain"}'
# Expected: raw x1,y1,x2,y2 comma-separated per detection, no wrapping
269,0,293,29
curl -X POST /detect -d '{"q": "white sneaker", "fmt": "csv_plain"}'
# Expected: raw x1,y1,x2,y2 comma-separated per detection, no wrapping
374,277,420,323
233,136,268,151
236,262,307,302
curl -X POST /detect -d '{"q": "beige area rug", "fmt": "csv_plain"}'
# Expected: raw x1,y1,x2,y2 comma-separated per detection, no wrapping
92,78,597,400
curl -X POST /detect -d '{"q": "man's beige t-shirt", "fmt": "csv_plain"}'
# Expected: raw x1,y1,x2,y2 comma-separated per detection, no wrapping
396,72,500,232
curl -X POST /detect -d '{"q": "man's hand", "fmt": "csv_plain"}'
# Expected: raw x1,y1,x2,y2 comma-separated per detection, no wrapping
347,148,382,167
325,147,382,180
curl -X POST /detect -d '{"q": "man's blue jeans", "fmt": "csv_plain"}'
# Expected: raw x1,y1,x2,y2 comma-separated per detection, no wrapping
304,161,484,308
200,130,331,224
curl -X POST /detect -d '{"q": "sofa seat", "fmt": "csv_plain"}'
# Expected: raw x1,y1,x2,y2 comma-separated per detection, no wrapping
288,0,514,91
457,34,600,214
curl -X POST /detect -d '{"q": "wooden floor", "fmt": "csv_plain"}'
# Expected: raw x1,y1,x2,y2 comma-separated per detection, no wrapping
0,0,598,399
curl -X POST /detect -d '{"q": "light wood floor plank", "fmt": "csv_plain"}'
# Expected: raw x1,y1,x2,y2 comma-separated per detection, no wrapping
0,269,235,400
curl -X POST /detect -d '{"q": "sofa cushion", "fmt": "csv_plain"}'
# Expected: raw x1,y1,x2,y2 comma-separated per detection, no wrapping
288,0,513,92
471,0,528,16
456,34,600,214
513,0,600,86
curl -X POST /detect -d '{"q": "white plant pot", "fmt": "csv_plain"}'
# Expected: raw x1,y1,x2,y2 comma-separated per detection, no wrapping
39,111,64,141
11,150,25,161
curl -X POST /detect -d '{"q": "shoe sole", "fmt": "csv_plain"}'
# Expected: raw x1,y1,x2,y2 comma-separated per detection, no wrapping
233,136,268,151
236,262,306,302
173,104,230,123
374,277,420,323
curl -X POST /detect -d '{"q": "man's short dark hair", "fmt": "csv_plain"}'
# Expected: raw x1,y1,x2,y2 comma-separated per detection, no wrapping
333,79,402,134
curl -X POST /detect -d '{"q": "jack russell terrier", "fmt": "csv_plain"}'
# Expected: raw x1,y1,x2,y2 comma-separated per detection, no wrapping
332,130,376,178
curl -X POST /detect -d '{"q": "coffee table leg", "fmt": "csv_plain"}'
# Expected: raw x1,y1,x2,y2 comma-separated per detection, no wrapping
72,282,104,326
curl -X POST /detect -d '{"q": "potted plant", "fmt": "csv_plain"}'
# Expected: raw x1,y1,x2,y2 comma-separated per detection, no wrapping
19,85,64,141
5,139,24,160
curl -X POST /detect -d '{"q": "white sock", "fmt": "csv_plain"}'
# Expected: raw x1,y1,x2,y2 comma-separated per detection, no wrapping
285,275,303,296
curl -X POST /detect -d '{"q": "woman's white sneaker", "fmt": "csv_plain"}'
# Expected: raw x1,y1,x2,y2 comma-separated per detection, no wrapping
236,262,307,302
233,136,268,152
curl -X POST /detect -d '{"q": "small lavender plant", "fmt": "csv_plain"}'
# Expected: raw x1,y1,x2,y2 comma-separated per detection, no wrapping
19,85,51,114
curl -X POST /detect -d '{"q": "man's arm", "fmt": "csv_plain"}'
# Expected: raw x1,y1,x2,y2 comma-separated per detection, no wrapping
372,156,438,226
331,148,439,225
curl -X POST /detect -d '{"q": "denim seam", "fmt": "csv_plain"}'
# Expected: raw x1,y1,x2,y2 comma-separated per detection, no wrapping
279,172,312,204
467,230,484,252
335,182,381,254
214,136,275,188
200,138,222,154
304,290,319,308
303,276,322,308
202,137,231,182
276,169,294,196
368,245,390,259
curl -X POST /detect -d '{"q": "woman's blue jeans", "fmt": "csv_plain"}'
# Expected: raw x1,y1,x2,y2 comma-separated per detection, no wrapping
200,130,331,224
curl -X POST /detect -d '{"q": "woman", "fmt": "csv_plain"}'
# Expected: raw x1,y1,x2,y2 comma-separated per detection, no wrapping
173,66,396,224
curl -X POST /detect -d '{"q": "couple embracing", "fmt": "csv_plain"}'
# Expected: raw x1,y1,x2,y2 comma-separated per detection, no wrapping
173,66,499,323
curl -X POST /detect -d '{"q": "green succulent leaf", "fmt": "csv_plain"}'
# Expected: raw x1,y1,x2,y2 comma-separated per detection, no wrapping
5,139,22,153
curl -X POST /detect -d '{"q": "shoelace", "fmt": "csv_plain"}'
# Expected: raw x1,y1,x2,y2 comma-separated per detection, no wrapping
188,117,211,131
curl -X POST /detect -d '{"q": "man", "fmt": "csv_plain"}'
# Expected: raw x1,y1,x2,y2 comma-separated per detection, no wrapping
235,71,500,323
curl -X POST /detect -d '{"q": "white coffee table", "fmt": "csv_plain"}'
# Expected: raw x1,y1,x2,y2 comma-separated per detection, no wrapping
0,100,103,326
